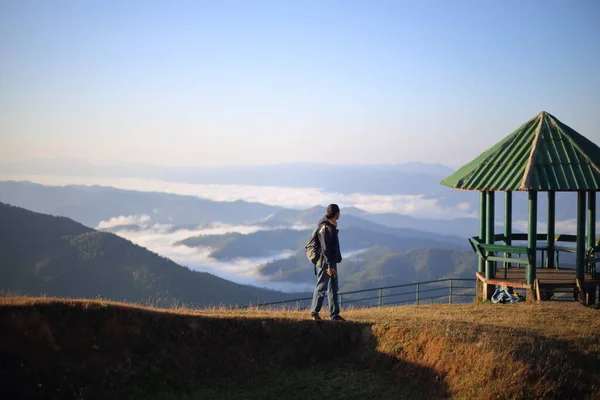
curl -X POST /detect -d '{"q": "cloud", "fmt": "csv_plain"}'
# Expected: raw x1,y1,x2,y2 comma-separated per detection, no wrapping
97,214,151,229
0,173,477,219
106,222,314,292
194,223,263,236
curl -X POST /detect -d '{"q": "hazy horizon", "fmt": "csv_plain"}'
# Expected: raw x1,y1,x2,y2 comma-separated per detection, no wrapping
1,156,461,170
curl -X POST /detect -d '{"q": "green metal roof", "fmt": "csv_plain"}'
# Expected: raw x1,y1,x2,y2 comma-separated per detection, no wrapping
441,111,600,191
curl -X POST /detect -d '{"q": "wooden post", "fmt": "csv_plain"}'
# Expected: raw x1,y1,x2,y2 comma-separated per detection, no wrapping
504,191,512,276
416,283,420,305
576,192,586,282
479,191,487,274
378,289,383,307
527,191,537,285
449,280,453,304
485,191,495,280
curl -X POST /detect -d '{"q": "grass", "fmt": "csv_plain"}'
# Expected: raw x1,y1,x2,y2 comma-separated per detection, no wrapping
1,296,599,399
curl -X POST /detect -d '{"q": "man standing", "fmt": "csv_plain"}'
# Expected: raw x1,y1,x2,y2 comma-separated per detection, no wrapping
310,204,345,321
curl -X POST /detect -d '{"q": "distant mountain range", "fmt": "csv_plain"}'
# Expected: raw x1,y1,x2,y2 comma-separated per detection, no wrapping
0,181,480,237
3,180,595,243
169,202,475,292
0,181,281,228
0,159,455,195
0,203,302,306
257,245,477,292
2,157,596,226
177,224,467,261
260,205,475,242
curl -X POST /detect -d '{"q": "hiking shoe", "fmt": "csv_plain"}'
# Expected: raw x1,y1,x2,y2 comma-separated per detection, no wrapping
332,315,346,321
310,313,322,321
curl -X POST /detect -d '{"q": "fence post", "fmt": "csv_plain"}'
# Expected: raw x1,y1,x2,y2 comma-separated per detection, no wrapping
449,280,453,304
296,300,300,311
339,294,343,308
378,289,383,307
416,283,420,305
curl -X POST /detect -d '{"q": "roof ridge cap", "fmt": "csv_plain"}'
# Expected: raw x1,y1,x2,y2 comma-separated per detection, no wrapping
520,114,544,190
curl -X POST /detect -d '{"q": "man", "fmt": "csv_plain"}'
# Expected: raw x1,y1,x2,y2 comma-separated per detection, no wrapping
310,204,345,321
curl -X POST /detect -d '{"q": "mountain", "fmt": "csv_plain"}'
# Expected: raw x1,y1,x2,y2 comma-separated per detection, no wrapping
261,206,469,246
0,181,280,228
0,202,302,306
342,207,480,237
258,245,477,292
340,247,477,290
177,220,469,261
432,189,600,223
0,160,454,195
177,229,308,259
5,181,593,242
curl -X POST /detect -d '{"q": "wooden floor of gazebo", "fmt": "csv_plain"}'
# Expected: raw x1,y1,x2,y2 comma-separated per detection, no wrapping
476,268,600,289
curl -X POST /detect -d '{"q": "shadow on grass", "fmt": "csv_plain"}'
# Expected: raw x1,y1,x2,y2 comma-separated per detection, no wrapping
0,302,447,400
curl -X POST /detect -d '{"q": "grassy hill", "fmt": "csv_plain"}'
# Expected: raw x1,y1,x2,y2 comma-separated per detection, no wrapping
0,202,302,307
1,297,599,399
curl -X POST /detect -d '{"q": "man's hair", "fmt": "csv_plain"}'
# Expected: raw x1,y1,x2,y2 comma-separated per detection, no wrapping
326,204,340,219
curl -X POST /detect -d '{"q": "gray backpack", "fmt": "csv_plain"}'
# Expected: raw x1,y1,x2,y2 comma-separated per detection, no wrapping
304,227,321,265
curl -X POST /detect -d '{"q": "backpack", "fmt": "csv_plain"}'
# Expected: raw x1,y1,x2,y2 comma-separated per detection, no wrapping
305,226,322,265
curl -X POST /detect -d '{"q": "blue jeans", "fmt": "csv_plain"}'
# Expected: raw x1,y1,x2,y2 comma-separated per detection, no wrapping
310,263,340,319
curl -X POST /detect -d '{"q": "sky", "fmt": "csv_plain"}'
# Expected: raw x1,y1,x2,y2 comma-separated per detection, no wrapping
1,0,600,167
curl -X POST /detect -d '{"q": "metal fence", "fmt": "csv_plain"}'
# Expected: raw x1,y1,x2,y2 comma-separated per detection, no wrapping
249,278,476,310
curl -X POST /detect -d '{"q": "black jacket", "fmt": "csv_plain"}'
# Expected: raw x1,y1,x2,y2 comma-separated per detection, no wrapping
317,216,342,268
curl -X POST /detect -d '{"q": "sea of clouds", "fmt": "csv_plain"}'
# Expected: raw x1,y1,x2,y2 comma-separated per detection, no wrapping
97,213,372,293
97,214,316,292
0,173,476,219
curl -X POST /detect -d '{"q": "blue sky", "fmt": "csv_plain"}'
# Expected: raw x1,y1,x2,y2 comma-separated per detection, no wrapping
1,0,599,167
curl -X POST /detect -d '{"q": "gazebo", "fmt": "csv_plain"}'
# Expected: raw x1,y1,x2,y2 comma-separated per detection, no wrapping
441,111,600,304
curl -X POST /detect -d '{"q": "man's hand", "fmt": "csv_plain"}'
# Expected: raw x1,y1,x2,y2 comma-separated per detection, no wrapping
327,266,337,277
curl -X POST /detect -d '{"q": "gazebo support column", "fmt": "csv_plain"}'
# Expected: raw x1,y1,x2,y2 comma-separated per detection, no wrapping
476,191,487,301
479,191,487,274
547,191,555,269
527,191,537,300
484,191,495,300
588,191,596,249
588,191,596,305
576,192,586,284
504,192,512,275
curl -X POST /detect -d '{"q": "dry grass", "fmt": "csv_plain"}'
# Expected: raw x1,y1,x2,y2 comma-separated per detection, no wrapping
1,296,599,399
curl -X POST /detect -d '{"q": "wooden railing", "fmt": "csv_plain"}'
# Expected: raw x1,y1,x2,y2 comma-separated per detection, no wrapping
469,233,600,278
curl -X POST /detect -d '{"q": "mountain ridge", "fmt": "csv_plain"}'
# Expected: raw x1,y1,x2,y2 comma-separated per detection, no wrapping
0,202,303,306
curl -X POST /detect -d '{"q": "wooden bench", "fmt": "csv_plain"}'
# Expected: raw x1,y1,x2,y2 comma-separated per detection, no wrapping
469,238,532,279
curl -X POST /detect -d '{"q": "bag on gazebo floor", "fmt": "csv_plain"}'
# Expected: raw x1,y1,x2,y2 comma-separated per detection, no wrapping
491,286,525,304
